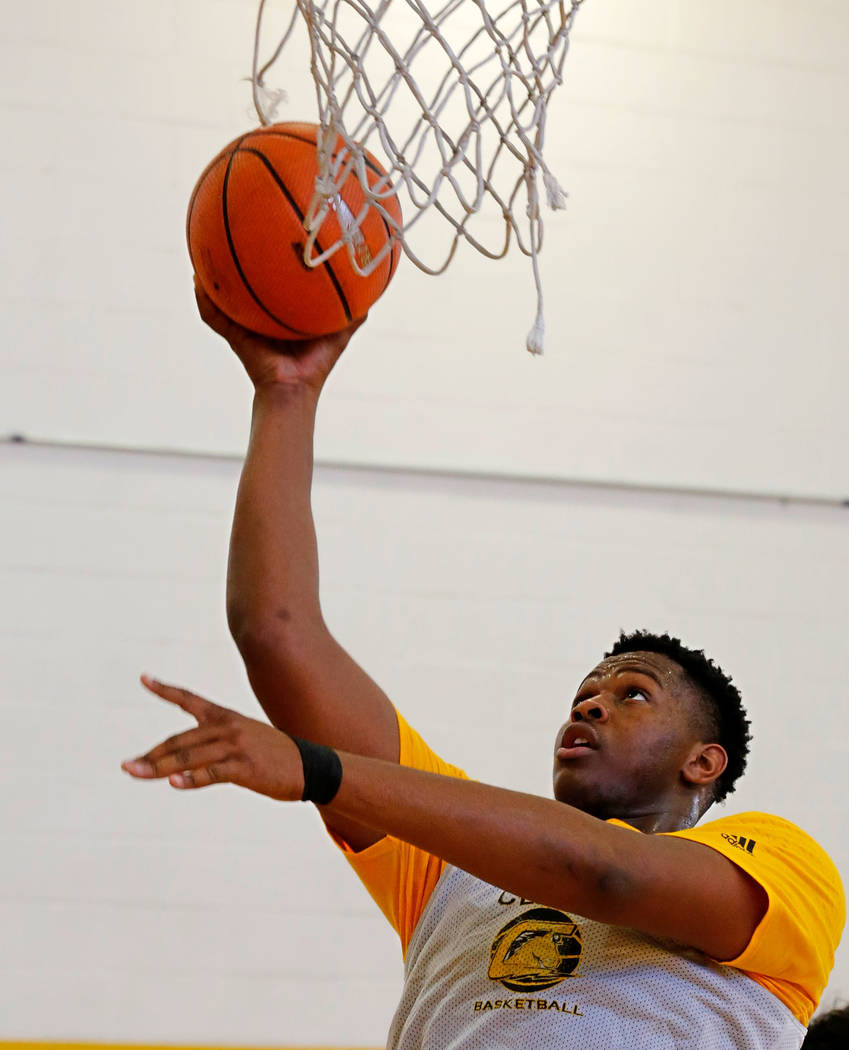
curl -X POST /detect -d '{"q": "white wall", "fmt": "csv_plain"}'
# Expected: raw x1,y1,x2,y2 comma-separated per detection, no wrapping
2,1,848,498
1,439,847,1045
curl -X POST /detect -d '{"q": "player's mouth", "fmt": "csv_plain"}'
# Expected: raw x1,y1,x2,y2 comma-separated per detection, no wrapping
556,723,600,761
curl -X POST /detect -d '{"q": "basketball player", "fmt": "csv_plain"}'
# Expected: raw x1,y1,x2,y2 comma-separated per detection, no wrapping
123,285,844,1049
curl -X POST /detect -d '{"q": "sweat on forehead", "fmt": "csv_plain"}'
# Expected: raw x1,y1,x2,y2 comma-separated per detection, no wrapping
581,651,685,688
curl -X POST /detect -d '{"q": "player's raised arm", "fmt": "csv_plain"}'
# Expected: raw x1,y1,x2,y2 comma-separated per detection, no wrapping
195,282,399,849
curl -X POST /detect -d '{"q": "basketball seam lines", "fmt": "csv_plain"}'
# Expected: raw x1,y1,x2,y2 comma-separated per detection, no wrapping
256,128,386,179
255,129,398,293
240,145,353,324
220,142,315,337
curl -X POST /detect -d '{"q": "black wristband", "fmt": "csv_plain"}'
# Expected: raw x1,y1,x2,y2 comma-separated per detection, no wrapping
291,737,343,805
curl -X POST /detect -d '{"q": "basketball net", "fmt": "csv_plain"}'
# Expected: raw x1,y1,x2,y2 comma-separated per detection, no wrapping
251,0,584,353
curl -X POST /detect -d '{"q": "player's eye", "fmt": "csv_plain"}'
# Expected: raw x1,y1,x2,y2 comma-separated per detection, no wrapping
625,686,648,701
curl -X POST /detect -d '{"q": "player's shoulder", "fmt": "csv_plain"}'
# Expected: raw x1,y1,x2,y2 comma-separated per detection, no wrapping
677,810,844,896
684,809,822,850
693,809,824,848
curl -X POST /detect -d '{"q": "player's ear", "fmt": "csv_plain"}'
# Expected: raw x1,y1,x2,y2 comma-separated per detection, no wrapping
681,742,728,788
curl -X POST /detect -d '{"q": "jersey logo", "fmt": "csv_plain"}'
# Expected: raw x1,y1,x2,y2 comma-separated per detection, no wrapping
488,907,583,992
721,833,757,854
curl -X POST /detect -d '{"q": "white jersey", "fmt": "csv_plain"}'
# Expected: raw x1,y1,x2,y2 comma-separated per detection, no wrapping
388,864,806,1050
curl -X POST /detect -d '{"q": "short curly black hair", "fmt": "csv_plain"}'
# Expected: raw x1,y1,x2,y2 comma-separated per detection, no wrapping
604,630,752,805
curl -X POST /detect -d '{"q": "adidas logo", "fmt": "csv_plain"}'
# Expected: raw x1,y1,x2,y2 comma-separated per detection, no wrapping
721,833,757,854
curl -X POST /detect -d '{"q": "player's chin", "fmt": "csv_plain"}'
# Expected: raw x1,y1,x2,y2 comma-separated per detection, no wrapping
553,757,619,807
552,765,596,807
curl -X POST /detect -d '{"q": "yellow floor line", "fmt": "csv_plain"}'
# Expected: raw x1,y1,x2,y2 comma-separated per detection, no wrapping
0,1044,379,1050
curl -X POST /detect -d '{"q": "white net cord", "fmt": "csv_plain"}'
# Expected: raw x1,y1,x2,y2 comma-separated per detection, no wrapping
252,0,584,353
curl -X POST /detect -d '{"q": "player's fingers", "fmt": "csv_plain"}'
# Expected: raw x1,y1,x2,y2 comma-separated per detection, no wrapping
140,674,225,722
122,728,226,778
168,759,241,791
124,741,234,781
147,725,221,757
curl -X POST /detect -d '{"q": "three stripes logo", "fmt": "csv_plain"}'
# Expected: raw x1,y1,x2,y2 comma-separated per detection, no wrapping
722,833,757,854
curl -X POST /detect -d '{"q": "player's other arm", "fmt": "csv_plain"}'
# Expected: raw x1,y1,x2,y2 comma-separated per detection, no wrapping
196,284,399,849
126,682,768,963
326,751,769,963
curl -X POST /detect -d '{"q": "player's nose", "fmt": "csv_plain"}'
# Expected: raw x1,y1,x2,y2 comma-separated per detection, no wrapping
571,697,609,724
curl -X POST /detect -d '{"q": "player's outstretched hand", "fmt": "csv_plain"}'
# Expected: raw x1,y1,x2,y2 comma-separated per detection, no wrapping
193,276,365,393
121,675,305,800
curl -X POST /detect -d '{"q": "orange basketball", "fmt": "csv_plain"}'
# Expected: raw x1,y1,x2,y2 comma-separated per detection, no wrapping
187,122,402,338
